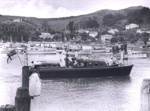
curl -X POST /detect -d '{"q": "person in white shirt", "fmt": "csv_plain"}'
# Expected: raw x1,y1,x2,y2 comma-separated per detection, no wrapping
120,51,124,64
59,51,66,67
29,69,41,111
108,57,114,66
108,56,118,66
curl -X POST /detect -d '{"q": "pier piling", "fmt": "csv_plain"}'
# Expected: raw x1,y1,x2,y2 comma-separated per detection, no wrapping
22,66,29,87
15,66,30,111
140,79,150,111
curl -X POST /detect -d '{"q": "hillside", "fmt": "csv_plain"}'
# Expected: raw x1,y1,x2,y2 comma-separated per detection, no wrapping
0,6,145,29
0,6,150,43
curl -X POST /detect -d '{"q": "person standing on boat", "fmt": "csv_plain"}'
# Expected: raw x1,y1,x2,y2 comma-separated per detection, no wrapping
70,57,78,67
29,68,41,111
119,51,124,66
108,56,118,66
59,51,66,67
108,57,114,66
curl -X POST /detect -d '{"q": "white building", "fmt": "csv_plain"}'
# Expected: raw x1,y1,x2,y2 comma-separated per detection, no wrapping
13,18,22,22
39,32,53,39
81,45,93,50
101,34,113,43
77,29,89,33
137,28,150,34
108,29,119,34
89,31,98,38
125,23,139,29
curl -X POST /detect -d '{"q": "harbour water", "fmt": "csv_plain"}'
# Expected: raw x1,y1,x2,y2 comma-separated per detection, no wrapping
0,53,150,111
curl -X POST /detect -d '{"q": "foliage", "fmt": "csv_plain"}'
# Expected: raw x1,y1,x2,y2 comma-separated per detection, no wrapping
118,36,125,43
102,13,124,27
68,21,74,33
1,6,150,43
79,32,89,41
127,7,150,24
141,33,149,46
110,37,118,44
76,17,99,29
0,22,36,42
86,18,99,28
52,33,62,41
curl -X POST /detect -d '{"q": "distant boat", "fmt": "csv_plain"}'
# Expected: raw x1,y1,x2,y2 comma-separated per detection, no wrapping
27,49,56,54
27,46,57,54
128,50,147,59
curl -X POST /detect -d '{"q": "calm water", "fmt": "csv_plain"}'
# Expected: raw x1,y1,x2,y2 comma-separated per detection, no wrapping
0,53,150,111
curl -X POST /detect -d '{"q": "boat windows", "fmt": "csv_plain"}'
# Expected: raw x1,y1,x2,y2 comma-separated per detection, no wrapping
87,62,93,67
78,62,85,67
94,62,99,67
100,63,105,67
41,63,61,68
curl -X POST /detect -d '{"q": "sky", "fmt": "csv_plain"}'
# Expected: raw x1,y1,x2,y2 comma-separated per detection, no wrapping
0,0,149,18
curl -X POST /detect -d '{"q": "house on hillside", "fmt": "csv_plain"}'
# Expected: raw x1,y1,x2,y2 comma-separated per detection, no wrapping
77,29,89,33
108,29,119,34
137,28,150,34
125,23,139,29
101,34,113,43
89,31,98,38
13,18,22,22
39,32,54,39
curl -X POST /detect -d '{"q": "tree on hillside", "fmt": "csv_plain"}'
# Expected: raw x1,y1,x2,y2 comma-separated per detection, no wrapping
76,17,99,29
110,37,118,44
127,7,150,24
39,20,50,32
52,33,62,41
0,22,37,42
118,36,125,43
68,21,74,33
141,32,149,46
103,14,114,26
61,31,65,42
87,18,99,28
79,32,89,41
103,14,124,27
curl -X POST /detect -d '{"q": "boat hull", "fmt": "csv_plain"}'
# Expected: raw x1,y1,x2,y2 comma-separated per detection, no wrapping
35,65,133,79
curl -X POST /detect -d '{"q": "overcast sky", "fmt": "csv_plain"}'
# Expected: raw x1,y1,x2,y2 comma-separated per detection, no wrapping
0,0,149,18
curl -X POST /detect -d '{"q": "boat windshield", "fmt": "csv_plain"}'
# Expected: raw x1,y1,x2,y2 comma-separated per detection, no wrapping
72,59,108,68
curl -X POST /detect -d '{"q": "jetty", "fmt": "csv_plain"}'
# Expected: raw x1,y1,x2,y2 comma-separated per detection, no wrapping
0,66,30,111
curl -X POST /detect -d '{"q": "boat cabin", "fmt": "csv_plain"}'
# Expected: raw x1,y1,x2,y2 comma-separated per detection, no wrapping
34,62,61,69
34,59,108,69
74,59,108,68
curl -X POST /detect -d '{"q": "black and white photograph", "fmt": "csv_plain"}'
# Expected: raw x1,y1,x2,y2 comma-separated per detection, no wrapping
0,0,150,111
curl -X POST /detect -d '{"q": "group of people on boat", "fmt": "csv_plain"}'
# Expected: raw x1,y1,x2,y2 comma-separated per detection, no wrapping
58,50,79,68
108,50,128,66
58,49,127,68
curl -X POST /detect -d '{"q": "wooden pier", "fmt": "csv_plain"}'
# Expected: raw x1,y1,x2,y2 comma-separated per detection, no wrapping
0,66,30,111
140,79,150,111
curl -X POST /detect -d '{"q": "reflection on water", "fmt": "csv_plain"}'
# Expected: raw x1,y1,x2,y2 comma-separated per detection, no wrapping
0,53,150,111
